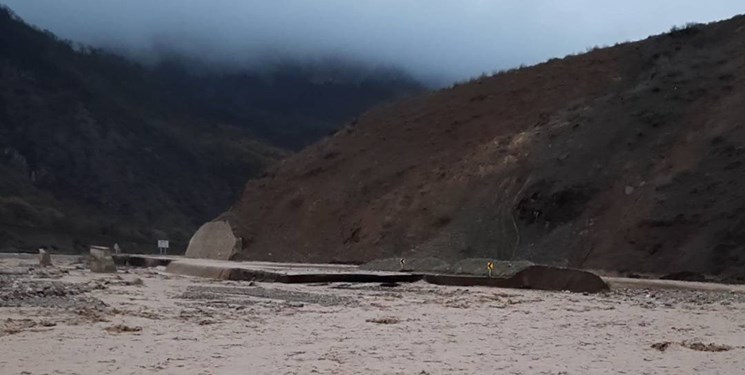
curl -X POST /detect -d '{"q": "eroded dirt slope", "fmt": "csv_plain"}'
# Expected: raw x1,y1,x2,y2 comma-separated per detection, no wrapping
215,17,745,279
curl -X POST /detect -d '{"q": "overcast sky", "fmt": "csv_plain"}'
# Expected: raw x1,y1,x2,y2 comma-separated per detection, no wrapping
3,1,745,84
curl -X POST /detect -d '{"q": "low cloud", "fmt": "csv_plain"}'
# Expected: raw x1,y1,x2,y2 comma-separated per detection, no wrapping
4,0,745,84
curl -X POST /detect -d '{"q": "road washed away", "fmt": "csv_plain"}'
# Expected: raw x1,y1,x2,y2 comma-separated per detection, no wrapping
1,255,745,374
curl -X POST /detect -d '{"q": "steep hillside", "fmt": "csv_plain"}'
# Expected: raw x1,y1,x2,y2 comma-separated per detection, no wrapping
0,6,421,253
193,16,745,280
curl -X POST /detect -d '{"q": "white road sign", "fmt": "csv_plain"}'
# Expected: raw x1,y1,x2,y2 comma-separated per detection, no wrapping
157,240,169,255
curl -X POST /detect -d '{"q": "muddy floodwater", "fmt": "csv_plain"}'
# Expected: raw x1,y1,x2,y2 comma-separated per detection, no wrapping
1,255,745,374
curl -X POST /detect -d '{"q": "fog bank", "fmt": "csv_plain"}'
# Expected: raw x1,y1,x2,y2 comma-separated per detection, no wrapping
3,1,745,84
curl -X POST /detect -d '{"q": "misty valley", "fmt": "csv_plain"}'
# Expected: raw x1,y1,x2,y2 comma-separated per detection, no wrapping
2,2,745,374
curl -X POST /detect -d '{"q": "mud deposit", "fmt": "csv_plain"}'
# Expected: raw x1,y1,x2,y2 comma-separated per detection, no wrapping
1,255,745,374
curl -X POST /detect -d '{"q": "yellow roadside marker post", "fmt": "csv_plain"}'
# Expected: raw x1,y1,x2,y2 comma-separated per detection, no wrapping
487,261,494,278
400,258,406,271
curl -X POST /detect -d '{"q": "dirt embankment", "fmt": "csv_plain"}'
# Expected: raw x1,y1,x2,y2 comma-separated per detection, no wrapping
197,16,745,280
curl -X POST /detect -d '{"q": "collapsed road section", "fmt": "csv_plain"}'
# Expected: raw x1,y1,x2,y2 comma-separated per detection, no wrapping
113,255,608,293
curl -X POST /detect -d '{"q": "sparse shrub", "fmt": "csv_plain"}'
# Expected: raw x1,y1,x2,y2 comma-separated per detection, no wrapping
669,22,702,37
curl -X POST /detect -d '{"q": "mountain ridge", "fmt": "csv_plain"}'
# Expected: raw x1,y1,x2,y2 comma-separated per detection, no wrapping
0,5,423,252
191,15,745,280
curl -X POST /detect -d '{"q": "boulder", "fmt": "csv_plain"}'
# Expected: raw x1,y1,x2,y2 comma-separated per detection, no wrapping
89,246,117,273
505,265,609,293
185,220,242,260
424,264,609,293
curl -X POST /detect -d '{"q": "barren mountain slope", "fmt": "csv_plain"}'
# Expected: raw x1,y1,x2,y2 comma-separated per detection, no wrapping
199,17,745,279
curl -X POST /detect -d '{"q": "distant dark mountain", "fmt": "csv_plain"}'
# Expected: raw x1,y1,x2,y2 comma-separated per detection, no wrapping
0,5,424,253
148,58,424,150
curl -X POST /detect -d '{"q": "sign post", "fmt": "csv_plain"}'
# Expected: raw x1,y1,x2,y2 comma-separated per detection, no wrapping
157,240,169,255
